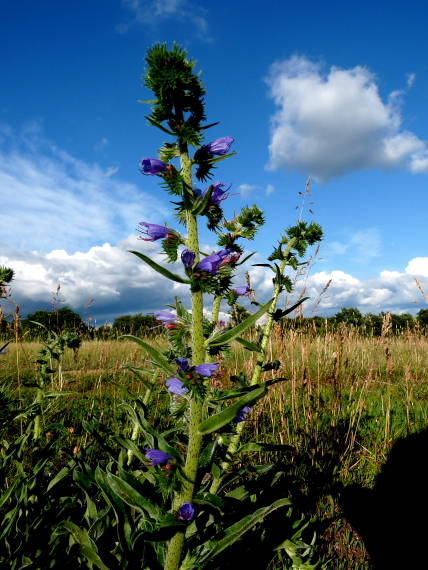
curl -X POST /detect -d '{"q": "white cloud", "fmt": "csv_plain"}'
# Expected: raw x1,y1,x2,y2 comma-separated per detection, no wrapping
405,257,428,277
2,238,427,321
265,184,275,196
246,262,428,316
266,56,428,180
238,183,259,197
325,228,381,262
0,237,189,323
0,127,167,252
119,0,209,39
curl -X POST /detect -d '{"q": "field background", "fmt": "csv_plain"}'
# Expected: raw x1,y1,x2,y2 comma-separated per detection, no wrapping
2,326,427,568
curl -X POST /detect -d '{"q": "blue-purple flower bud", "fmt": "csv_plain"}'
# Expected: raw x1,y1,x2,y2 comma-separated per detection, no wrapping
166,377,188,396
233,406,252,423
175,357,190,371
196,249,235,274
233,285,250,296
181,249,196,270
145,449,172,466
141,158,168,175
138,222,174,241
204,137,234,156
193,363,219,377
154,310,177,324
178,502,195,521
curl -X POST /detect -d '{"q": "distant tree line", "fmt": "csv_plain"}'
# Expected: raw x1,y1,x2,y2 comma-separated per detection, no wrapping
1,305,428,340
280,307,428,336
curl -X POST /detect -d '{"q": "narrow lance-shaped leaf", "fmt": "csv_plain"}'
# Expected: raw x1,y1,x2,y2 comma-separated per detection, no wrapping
234,336,262,352
121,335,176,375
271,297,309,321
191,184,214,215
130,250,190,284
62,521,110,570
198,384,267,435
187,497,292,565
106,471,162,520
205,298,273,347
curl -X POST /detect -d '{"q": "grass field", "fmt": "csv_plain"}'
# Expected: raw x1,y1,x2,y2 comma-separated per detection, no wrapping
1,328,428,568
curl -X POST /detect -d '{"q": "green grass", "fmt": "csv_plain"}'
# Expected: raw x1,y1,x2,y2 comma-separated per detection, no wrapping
1,329,428,568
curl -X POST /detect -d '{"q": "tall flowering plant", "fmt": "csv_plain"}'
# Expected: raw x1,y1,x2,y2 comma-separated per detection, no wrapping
57,44,322,570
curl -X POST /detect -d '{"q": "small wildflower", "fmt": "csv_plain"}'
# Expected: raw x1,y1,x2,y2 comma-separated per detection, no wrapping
175,357,190,371
141,158,167,175
233,406,251,423
178,502,195,521
197,249,234,274
154,310,177,324
233,285,250,296
194,363,219,377
166,377,188,396
181,249,196,270
138,222,175,241
145,449,171,466
204,137,234,156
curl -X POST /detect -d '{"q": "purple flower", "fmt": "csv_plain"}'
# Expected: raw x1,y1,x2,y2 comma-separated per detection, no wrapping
197,249,234,274
138,222,174,241
233,285,250,296
145,449,171,466
178,502,195,521
193,363,219,377
166,377,188,396
181,249,196,270
233,406,252,423
211,182,230,204
204,137,234,156
175,357,190,371
154,310,177,324
141,158,168,175
194,182,230,204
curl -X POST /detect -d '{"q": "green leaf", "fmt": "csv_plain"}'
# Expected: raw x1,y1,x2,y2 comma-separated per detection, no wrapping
206,298,273,347
194,497,292,564
129,250,190,284
106,471,162,520
237,442,294,454
62,521,110,570
191,185,214,215
210,384,262,402
198,384,267,435
236,251,256,266
46,460,76,491
121,335,176,375
234,336,262,352
272,298,309,321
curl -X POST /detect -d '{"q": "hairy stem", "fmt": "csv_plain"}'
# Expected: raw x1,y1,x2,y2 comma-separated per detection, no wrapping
165,152,206,570
210,239,297,493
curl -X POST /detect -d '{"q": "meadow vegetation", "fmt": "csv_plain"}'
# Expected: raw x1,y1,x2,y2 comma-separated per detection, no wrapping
1,43,427,569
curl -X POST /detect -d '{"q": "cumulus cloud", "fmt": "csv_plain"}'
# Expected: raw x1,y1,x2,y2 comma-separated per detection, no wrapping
405,257,428,277
266,56,428,180
0,127,167,252
1,237,427,321
119,0,209,39
0,238,189,323
247,264,428,316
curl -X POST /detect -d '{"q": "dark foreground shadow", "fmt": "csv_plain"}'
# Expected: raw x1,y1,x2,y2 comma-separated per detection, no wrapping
341,428,428,570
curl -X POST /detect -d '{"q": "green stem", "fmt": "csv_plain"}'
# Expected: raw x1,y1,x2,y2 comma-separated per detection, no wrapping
33,369,46,440
165,152,206,570
210,240,297,493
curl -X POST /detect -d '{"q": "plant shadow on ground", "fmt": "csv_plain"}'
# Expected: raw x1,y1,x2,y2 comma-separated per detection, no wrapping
341,428,428,570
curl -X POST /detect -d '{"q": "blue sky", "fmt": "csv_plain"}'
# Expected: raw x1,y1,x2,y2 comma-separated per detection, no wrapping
1,0,427,323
